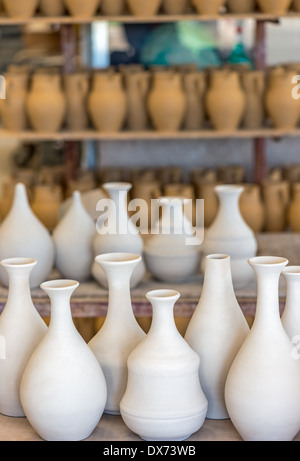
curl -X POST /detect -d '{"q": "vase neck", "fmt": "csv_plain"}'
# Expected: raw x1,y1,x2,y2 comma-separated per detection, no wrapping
3,259,36,311
201,254,236,305
216,186,243,222
147,290,180,338
283,269,300,314
104,183,131,233
11,183,31,215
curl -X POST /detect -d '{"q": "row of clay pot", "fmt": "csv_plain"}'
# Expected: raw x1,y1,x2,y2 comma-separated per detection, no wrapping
2,0,300,18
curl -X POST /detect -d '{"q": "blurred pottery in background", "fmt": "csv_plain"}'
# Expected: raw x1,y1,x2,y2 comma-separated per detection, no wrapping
40,0,65,16
126,0,162,16
101,0,125,15
262,180,289,232
287,182,300,231
257,0,292,14
64,73,90,131
240,70,265,129
162,0,188,14
31,185,63,231
240,184,265,233
2,0,39,17
0,71,29,131
226,0,256,13
191,0,226,15
64,0,101,17
182,71,206,131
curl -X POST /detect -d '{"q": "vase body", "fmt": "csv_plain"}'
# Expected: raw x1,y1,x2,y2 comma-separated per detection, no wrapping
89,253,146,415
53,191,96,281
20,280,107,441
257,0,292,14
162,0,188,14
124,71,150,131
185,254,249,419
126,0,162,16
88,72,127,132
26,73,66,132
262,180,289,232
120,289,208,441
191,0,225,14
31,185,62,231
0,183,54,289
205,69,246,131
239,184,265,233
101,0,125,14
147,71,186,131
0,258,47,417
227,0,256,13
265,67,300,129
281,266,300,340
3,0,39,17
64,0,101,17
182,71,206,130
40,0,65,15
287,183,300,231
225,256,300,441
93,182,145,288
64,73,90,131
0,71,29,131
201,185,257,288
241,70,265,129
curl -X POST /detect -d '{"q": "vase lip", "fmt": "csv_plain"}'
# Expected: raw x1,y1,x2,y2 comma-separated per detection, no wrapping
248,256,288,267
0,257,37,268
215,184,244,195
146,289,180,301
102,182,132,192
158,196,185,205
282,265,300,276
40,279,79,291
206,253,230,261
95,252,141,265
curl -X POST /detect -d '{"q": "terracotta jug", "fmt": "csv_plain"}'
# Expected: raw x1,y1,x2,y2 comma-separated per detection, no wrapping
287,182,300,232
205,69,246,131
26,73,66,133
182,71,206,131
265,67,300,129
40,0,65,16
262,180,290,232
147,71,186,131
162,0,188,14
124,71,150,131
239,184,265,233
64,0,101,17
101,0,125,15
218,165,245,184
126,0,162,16
293,0,300,11
31,185,63,231
241,70,265,129
2,0,39,17
0,71,29,131
64,73,90,131
88,71,127,132
257,0,292,14
191,0,225,15
227,0,256,13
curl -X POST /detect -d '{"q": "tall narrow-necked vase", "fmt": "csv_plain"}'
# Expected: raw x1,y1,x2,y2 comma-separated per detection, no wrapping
89,253,146,415
281,266,300,341
201,185,257,288
20,279,107,441
120,289,208,441
185,254,249,419
0,183,54,289
225,256,300,441
0,258,47,417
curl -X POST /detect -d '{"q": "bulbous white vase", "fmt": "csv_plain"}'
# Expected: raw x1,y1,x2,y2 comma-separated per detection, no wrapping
53,191,96,281
281,266,300,341
93,182,145,288
185,254,249,419
0,183,54,289
120,289,208,441
20,279,107,441
0,258,47,417
89,253,146,415
225,256,300,441
201,185,257,288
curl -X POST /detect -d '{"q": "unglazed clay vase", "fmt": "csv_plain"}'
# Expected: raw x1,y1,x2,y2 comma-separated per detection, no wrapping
31,185,62,231
239,184,265,233
126,0,162,16
120,289,208,441
88,72,127,132
0,183,54,289
53,191,96,282
182,71,206,131
162,0,188,14
225,256,300,441
185,254,249,419
240,70,265,129
92,182,146,288
2,0,39,17
257,0,292,14
147,71,186,131
64,0,101,17
124,71,150,131
227,0,256,13
101,0,125,15
287,183,300,232
191,0,225,15
262,180,289,232
281,266,300,340
64,73,90,131
89,253,146,415
0,258,47,417
26,73,66,133
201,185,257,288
265,67,300,129
205,69,246,131
20,280,107,441
0,71,29,131
40,0,65,16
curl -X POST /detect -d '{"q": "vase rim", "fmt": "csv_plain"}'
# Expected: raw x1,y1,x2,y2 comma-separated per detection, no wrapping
248,256,288,267
215,184,244,194
206,253,230,261
282,265,300,276
95,253,141,265
1,257,37,267
146,289,180,301
40,279,79,291
103,182,132,191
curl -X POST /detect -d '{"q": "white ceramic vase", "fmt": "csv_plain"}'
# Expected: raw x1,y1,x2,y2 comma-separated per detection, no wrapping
225,256,300,441
53,191,96,281
0,183,54,289
0,258,47,417
144,197,202,283
201,185,257,288
185,254,249,419
120,289,208,441
281,266,300,341
89,253,146,415
92,182,145,288
20,279,107,441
